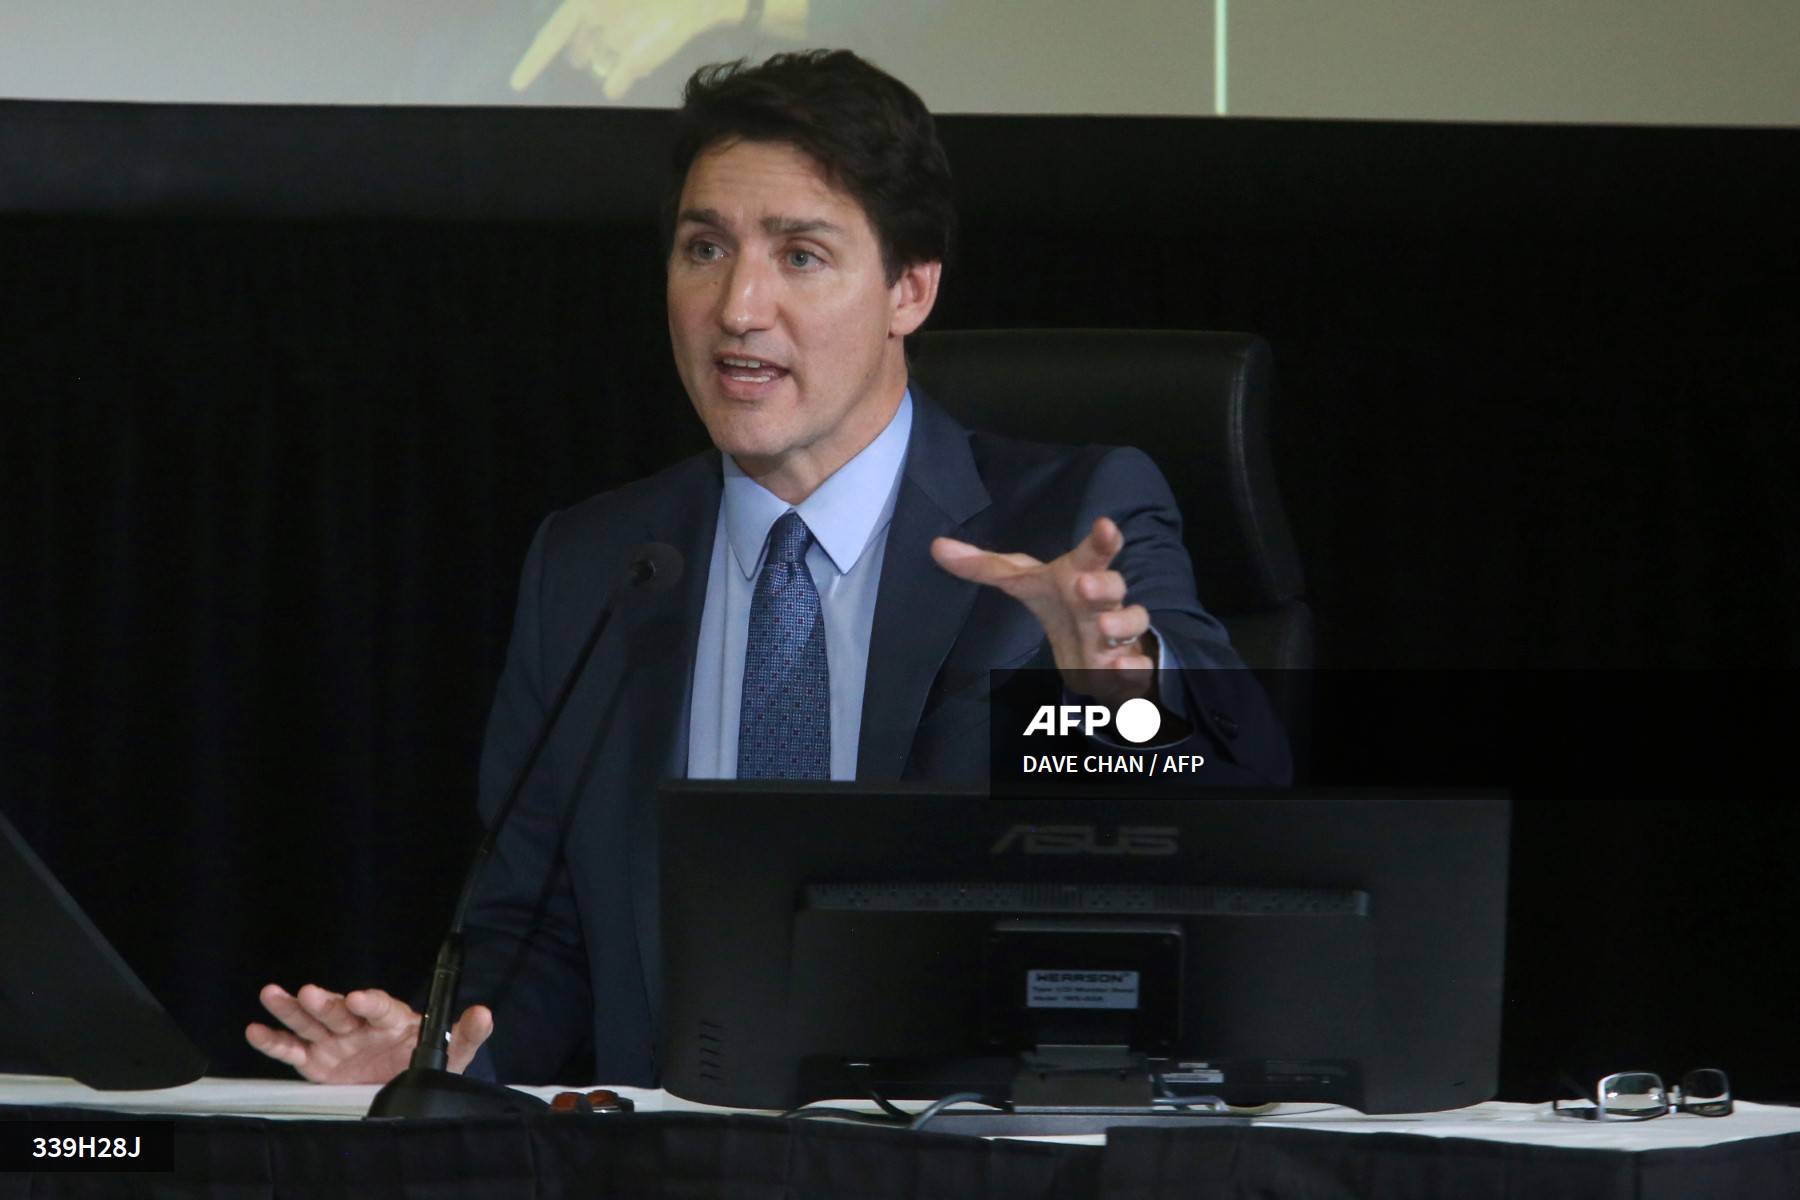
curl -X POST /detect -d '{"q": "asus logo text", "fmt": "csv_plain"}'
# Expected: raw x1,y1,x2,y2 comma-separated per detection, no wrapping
989,824,1180,856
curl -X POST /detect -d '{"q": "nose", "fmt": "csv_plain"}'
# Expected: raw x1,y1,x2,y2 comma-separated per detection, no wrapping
718,253,775,335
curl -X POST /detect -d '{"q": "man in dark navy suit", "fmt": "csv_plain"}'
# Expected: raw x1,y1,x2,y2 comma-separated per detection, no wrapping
247,49,1286,1087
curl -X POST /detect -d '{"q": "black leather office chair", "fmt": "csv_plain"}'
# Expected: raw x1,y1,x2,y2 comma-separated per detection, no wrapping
909,329,1312,746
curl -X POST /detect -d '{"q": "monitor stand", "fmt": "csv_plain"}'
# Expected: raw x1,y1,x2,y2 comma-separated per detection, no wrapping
917,1045,1253,1135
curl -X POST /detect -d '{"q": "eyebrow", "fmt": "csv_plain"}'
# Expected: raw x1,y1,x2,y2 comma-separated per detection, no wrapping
676,208,846,238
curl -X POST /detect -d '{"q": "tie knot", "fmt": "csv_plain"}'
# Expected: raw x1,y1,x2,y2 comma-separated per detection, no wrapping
767,511,813,566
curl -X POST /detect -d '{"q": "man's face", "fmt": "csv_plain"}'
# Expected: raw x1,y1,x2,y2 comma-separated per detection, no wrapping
668,138,939,502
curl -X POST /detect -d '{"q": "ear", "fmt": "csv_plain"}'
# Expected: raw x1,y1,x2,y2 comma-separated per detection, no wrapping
887,260,942,338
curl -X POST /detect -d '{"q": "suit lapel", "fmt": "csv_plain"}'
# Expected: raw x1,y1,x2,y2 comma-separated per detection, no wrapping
607,456,720,768
857,393,992,780
620,455,720,1045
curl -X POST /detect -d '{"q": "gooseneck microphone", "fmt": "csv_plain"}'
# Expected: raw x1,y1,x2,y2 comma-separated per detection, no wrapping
368,542,684,1119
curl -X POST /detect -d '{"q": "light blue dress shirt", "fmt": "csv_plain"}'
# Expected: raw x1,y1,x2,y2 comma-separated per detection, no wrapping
686,393,914,780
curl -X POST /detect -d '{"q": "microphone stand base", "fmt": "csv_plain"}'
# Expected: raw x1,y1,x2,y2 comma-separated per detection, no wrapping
366,1067,549,1119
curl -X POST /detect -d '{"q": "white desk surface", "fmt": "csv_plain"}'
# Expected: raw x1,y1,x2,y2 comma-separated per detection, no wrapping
3,1074,1795,1152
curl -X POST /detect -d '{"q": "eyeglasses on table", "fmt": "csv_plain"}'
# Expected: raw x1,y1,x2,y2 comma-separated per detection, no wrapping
1551,1068,1732,1121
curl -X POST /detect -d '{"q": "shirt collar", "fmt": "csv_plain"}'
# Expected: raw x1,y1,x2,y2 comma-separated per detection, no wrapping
723,390,914,580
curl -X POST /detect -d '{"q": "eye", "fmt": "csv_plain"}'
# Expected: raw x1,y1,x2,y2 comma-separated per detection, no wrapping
785,248,821,269
686,238,724,262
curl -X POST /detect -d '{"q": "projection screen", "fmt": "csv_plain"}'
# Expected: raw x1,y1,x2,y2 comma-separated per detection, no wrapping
0,0,1794,126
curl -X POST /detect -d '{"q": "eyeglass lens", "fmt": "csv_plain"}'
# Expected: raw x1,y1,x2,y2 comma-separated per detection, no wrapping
1676,1068,1733,1116
1600,1071,1667,1118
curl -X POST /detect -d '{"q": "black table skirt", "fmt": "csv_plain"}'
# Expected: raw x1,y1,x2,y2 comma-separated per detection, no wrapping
1104,1125,1800,1200
5,1105,1798,1199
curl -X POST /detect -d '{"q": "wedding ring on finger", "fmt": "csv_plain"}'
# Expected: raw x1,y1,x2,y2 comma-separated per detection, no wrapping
1104,635,1139,650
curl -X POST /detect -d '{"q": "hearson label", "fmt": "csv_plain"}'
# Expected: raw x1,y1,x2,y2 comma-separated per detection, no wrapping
1026,969,1142,1009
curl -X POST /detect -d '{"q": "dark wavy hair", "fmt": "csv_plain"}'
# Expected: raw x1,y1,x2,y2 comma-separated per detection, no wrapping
665,49,956,283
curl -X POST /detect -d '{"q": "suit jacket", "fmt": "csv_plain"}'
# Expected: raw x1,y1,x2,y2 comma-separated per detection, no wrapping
460,392,1289,1084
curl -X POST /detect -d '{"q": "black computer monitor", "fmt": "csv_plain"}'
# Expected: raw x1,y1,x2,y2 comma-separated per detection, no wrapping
0,810,207,1089
659,783,1507,1116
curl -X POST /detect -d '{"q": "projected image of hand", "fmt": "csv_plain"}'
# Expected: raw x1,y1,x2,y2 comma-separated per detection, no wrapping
511,0,808,99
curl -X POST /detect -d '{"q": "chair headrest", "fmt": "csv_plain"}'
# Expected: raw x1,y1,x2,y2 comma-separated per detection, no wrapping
909,329,1305,614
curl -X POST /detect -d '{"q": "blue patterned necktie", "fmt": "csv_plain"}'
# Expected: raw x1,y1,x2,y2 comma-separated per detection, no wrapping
737,510,830,779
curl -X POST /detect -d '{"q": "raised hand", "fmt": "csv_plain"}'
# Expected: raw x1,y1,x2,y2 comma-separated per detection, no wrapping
245,983,492,1085
931,516,1156,705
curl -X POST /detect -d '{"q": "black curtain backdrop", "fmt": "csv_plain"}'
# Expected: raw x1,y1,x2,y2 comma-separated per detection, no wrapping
2,102,1796,1093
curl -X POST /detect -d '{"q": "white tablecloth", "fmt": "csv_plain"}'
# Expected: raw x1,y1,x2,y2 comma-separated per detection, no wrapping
4,1074,1796,1153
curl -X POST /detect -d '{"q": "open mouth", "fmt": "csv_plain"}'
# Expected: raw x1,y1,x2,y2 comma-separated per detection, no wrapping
715,355,790,386
712,354,792,400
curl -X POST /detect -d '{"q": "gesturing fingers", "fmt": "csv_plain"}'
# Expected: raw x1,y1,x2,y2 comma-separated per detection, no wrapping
259,983,337,1042
1073,568,1128,611
446,1005,497,1075
249,981,434,1083
930,537,1046,595
344,988,414,1032
930,513,1159,706
244,1021,311,1068
1095,604,1150,651
934,516,1155,696
933,519,1124,607
1066,517,1125,574
297,983,362,1036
